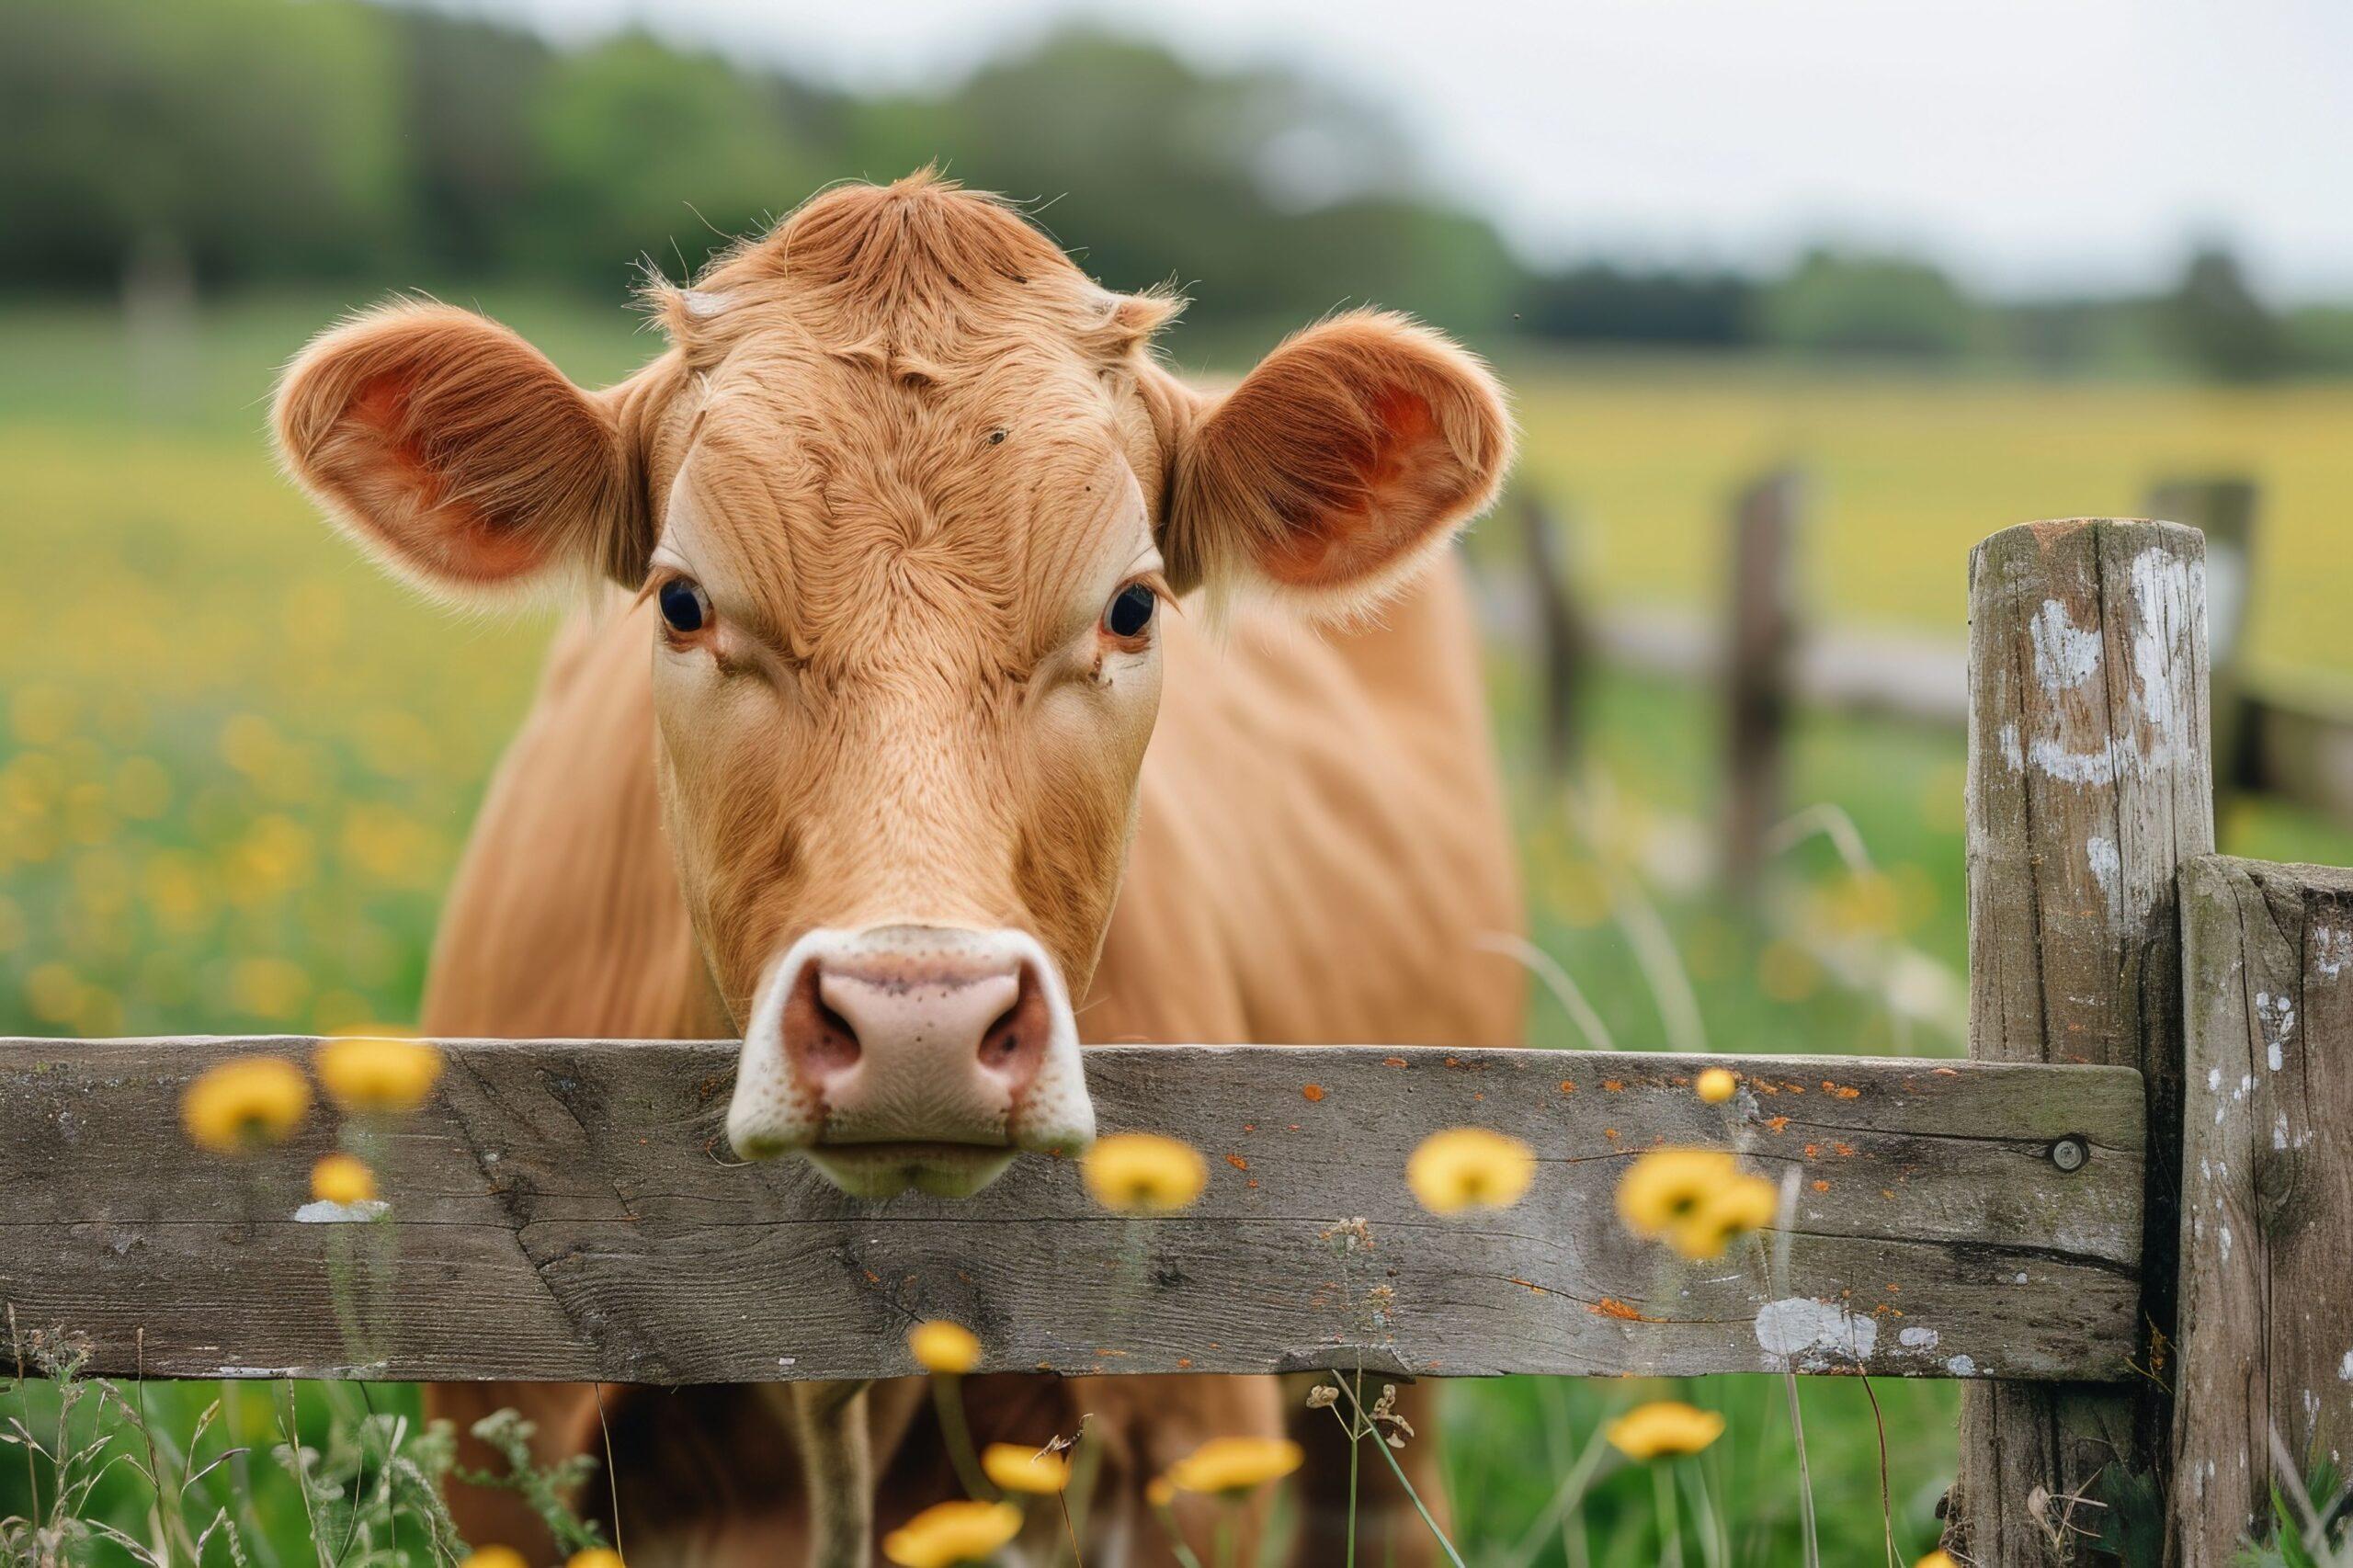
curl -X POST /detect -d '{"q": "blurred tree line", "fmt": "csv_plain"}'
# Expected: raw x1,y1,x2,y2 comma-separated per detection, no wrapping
6,0,2348,379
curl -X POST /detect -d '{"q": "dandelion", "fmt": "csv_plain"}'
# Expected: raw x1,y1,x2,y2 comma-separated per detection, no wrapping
881,1499,1023,1568
1145,1475,1176,1509
181,1055,310,1153
567,1551,625,1568
314,1032,443,1112
982,1441,1071,1494
1614,1148,1735,1237
1915,1553,1959,1568
1822,869,1900,936
1165,1436,1303,1495
1668,1172,1779,1260
310,1153,378,1205
1407,1126,1536,1213
232,956,311,1020
1603,1401,1725,1460
1756,938,1823,1003
909,1320,994,1497
1694,1066,1737,1103
24,962,83,1024
909,1319,982,1375
1083,1131,1208,1213
460,1550,529,1568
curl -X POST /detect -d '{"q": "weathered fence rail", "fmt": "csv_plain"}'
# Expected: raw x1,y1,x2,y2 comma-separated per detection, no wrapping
0,1040,2143,1386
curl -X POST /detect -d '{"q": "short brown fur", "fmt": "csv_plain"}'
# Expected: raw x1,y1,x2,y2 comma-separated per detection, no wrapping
274,172,1522,1566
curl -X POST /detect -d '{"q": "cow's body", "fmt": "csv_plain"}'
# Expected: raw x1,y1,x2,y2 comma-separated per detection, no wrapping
274,171,1522,1565
421,563,1520,1563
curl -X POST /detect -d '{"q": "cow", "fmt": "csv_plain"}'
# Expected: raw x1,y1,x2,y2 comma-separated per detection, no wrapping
273,171,1522,1566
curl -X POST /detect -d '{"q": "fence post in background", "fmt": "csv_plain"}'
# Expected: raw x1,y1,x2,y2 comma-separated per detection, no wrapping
2171,857,2353,1562
1952,519,2213,1564
122,227,196,421
1519,491,1594,778
2146,477,2258,811
1722,467,1802,896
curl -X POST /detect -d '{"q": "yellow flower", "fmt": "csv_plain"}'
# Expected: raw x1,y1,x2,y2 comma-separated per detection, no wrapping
1614,1148,1736,1237
460,1550,529,1568
181,1056,311,1153
309,1154,378,1205
314,1033,443,1112
1668,1173,1779,1260
1083,1132,1208,1214
1604,1401,1725,1460
1407,1127,1536,1213
909,1320,981,1375
982,1442,1070,1494
1165,1437,1303,1494
567,1551,624,1568
1915,1554,1959,1568
1694,1067,1737,1104
1144,1475,1176,1509
881,1500,1022,1568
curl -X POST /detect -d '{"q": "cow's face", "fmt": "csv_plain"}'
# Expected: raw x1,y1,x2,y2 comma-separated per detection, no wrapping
274,175,1509,1198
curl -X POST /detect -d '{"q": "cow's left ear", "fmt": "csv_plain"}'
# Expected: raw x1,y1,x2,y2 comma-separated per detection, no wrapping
1163,311,1512,610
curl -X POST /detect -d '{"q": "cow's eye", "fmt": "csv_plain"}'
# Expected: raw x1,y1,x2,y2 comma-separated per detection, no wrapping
1102,581,1157,640
658,577,711,636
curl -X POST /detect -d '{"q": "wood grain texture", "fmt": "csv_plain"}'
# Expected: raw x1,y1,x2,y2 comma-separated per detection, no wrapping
1953,519,2213,1566
2170,857,2353,1564
0,1039,2143,1386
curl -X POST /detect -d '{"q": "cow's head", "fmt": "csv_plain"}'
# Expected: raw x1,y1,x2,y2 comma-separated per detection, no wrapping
275,174,1509,1198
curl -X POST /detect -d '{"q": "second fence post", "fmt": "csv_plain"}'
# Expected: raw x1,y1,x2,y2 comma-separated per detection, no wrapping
1950,519,2213,1564
2146,476,2258,811
1722,467,1802,895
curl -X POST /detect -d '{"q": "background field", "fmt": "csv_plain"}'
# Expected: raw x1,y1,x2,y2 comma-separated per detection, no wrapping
1511,358,2353,682
5,293,2351,1562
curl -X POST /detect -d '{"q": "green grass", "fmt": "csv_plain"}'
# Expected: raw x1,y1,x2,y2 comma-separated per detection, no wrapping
6,292,2353,1564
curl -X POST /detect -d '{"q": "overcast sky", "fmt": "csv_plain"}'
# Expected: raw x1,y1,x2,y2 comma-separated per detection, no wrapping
451,0,2353,303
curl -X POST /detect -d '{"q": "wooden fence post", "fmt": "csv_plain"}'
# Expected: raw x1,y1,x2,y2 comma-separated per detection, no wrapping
1723,467,1802,895
1519,491,1594,778
2171,857,2353,1562
1952,519,2213,1564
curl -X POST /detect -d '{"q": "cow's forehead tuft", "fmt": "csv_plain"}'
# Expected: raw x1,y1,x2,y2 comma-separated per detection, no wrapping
658,174,1126,371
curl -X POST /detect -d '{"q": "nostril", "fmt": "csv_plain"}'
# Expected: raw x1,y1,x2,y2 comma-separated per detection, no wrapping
980,1002,1021,1067
813,997,859,1066
783,962,861,1083
975,961,1051,1094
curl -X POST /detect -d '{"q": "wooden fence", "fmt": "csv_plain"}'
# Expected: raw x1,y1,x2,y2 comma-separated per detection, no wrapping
5,518,2352,1564
1512,477,2353,839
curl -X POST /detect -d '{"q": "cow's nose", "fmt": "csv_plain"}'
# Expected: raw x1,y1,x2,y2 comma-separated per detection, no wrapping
803,945,1042,1110
726,926,1096,1196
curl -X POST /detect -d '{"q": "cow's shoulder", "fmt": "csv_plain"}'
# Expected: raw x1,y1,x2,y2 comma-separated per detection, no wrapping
421,597,717,1040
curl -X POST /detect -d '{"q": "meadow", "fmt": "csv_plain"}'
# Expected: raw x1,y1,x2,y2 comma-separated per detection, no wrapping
5,290,2353,1565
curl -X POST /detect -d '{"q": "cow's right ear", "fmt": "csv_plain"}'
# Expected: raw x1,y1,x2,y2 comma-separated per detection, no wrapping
273,302,647,597
1154,311,1511,615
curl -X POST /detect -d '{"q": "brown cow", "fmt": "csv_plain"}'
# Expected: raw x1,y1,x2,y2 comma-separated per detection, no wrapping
274,172,1521,1566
